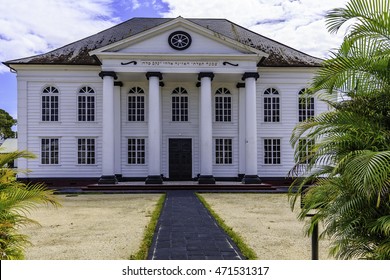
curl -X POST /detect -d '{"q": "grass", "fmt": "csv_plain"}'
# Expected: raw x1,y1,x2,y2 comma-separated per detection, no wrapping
130,193,166,260
196,193,258,260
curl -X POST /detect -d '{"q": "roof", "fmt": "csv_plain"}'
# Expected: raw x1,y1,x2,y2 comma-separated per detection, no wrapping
3,17,323,67
0,138,17,154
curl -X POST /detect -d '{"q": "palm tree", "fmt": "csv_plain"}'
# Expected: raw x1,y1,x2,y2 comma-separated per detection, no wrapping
0,150,60,260
289,0,390,259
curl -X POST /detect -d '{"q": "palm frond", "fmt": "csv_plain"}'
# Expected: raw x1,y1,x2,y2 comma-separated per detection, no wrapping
0,150,61,260
0,151,35,167
290,0,390,260
326,0,390,36
312,38,390,96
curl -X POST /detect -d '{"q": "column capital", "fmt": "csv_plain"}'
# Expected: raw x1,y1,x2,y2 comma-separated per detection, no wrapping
146,72,163,80
99,71,117,80
242,72,259,81
198,72,214,81
236,82,246,88
114,81,123,87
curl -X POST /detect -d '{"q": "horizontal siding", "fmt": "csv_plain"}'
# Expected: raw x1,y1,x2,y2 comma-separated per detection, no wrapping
256,68,326,178
23,70,103,178
25,136,102,178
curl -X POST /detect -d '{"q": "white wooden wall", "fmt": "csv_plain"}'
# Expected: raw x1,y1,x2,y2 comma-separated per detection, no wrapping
17,68,103,178
256,68,328,178
16,67,327,179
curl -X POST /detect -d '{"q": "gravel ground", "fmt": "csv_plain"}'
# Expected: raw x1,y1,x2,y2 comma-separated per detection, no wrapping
20,192,332,260
20,194,162,260
199,193,333,260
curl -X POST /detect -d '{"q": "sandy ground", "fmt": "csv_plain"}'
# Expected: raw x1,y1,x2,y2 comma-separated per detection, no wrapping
21,192,332,260
20,194,162,260
199,193,333,260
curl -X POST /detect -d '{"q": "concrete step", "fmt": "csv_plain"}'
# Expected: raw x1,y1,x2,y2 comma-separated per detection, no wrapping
82,182,275,192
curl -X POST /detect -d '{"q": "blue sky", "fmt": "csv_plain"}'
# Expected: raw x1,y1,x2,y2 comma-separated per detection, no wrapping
0,0,349,120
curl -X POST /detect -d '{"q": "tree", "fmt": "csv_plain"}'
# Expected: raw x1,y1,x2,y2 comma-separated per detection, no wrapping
0,151,60,260
0,109,16,140
289,0,390,259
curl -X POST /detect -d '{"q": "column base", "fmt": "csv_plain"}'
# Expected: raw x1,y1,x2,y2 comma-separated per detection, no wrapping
198,175,216,184
237,174,245,181
98,175,118,184
145,175,163,184
115,174,123,182
241,175,262,184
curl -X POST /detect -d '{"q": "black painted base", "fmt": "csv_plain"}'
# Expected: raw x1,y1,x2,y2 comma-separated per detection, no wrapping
241,175,262,184
198,175,216,184
145,175,163,184
98,175,118,184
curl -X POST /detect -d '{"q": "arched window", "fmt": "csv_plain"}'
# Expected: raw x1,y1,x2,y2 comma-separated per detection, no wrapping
172,87,188,122
263,88,280,122
78,86,95,122
298,88,314,122
42,86,59,122
128,87,145,121
215,88,231,122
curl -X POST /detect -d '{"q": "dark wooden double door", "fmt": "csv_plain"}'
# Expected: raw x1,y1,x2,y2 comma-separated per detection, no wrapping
169,138,192,180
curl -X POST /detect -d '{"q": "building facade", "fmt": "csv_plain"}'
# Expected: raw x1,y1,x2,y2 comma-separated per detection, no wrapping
4,17,326,185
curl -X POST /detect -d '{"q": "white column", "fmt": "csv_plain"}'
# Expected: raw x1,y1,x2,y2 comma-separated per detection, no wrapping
242,72,262,184
145,72,163,184
237,83,246,177
198,72,215,184
113,82,122,178
17,79,28,175
98,71,118,184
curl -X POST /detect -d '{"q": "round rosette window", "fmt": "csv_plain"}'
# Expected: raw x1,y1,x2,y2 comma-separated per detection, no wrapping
168,31,192,50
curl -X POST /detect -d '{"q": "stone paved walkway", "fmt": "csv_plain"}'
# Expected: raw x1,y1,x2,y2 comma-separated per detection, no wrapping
147,190,244,260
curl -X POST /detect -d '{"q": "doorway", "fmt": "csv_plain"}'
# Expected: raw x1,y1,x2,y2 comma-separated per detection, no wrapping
169,138,192,180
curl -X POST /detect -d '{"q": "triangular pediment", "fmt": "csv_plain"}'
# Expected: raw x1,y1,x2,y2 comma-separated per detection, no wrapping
90,17,267,57
6,17,323,68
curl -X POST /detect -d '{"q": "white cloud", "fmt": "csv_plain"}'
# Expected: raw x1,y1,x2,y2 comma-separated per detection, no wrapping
0,0,353,75
0,0,120,72
131,0,141,10
160,0,350,58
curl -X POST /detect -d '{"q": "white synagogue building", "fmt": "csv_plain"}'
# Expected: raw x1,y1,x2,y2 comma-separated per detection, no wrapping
3,17,327,185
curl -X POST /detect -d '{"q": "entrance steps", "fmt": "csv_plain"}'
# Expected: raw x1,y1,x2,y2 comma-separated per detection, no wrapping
82,181,276,192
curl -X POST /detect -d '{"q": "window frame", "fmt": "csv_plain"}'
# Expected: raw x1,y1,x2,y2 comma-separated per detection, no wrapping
77,138,96,165
128,138,146,165
215,138,233,165
215,87,232,122
41,86,59,122
128,86,145,122
263,138,281,165
171,87,189,122
263,87,280,123
297,138,314,165
41,138,59,165
298,88,315,122
77,86,96,122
